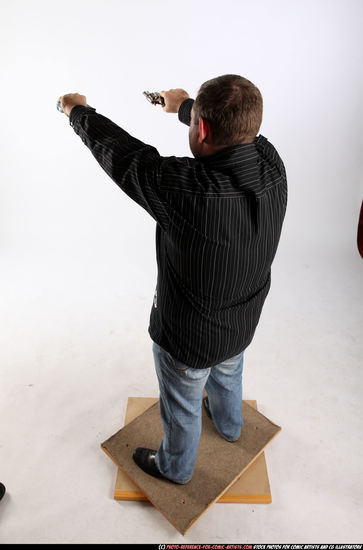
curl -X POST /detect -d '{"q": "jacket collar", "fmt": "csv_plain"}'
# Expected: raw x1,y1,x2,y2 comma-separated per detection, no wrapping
197,135,267,167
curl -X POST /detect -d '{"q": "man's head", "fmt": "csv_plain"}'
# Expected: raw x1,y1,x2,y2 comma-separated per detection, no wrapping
189,74,263,158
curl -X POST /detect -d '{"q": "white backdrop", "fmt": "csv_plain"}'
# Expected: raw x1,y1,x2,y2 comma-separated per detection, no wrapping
1,0,363,544
1,0,362,261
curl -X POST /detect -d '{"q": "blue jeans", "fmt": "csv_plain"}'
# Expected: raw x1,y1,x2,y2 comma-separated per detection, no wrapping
152,341,244,484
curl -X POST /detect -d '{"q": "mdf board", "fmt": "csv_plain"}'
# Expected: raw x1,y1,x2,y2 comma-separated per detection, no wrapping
114,397,272,503
101,398,281,534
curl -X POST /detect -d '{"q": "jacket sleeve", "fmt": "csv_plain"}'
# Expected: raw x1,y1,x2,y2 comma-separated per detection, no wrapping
69,105,170,231
178,98,194,126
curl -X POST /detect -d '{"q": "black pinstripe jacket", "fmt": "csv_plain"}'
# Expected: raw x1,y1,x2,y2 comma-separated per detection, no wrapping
69,98,287,369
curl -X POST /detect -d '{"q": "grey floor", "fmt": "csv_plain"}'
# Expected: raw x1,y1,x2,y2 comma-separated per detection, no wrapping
1,242,362,543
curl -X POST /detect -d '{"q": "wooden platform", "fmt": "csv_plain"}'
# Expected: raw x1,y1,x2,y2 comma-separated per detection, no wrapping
101,397,281,535
113,397,273,504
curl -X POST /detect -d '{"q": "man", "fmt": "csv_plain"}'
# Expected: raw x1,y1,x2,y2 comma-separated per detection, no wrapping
58,75,287,485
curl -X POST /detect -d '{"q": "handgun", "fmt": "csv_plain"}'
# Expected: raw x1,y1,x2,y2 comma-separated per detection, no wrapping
143,91,165,106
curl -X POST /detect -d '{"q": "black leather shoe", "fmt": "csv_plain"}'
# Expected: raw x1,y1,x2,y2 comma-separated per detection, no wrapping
0,482,5,501
203,396,212,419
133,447,193,484
132,448,164,480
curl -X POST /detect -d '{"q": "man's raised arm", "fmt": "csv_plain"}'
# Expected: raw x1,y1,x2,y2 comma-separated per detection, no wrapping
57,93,170,230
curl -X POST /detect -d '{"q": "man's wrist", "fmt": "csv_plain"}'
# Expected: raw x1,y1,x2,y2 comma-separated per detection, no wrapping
69,104,96,128
65,104,77,118
178,98,194,126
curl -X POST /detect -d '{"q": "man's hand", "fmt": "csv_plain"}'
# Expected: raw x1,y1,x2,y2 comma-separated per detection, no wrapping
159,88,189,113
58,93,87,117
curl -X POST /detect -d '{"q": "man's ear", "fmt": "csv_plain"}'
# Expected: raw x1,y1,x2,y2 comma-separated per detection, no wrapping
198,116,210,143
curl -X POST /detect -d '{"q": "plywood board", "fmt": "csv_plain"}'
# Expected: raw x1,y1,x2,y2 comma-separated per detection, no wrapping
114,397,272,503
101,397,281,534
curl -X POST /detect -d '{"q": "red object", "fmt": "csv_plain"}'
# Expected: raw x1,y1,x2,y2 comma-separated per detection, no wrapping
358,200,363,259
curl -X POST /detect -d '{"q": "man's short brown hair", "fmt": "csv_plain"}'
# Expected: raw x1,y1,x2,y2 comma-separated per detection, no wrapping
193,74,263,146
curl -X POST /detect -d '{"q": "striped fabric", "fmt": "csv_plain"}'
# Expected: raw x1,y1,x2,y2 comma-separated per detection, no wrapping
69,99,287,369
